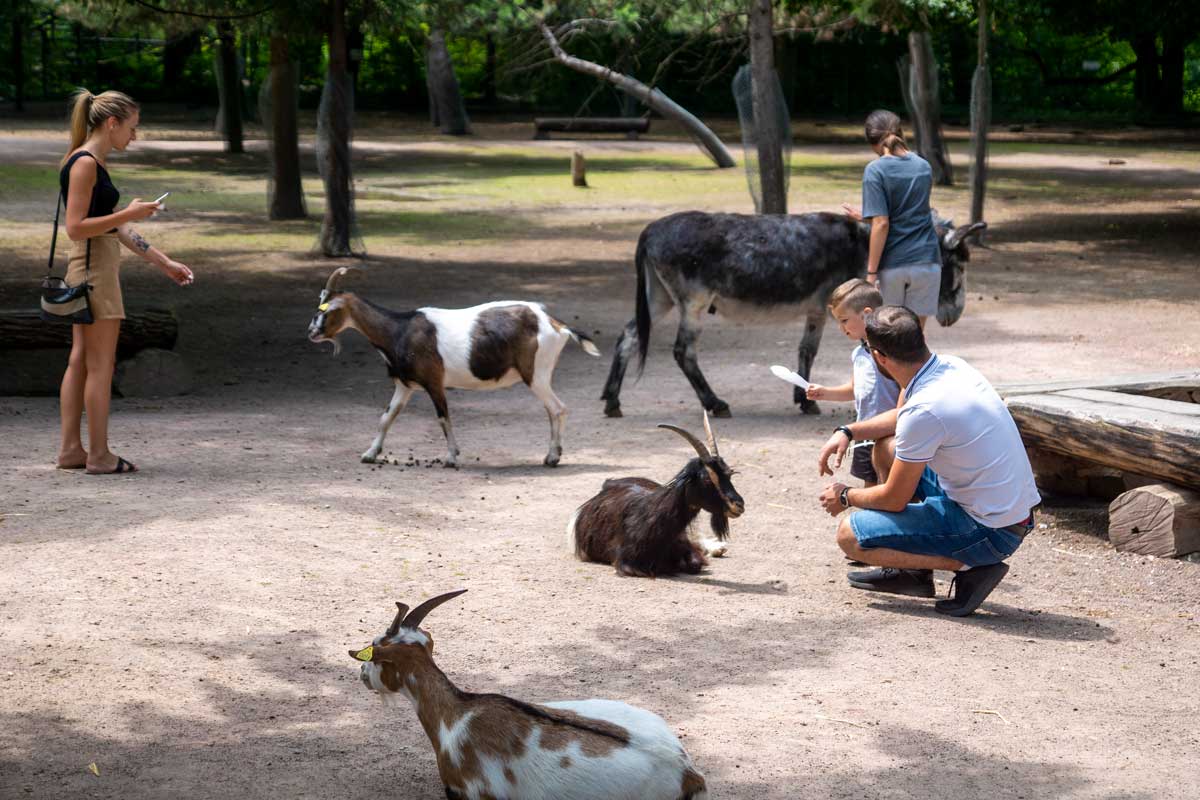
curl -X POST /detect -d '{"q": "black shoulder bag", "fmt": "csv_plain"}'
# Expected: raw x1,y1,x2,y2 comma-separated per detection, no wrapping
39,191,93,324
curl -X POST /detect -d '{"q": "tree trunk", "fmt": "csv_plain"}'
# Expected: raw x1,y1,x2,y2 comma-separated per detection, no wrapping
484,33,497,106
969,0,990,230
11,2,25,112
426,29,471,135
1109,483,1200,558
749,0,786,214
1131,34,1160,114
163,32,200,101
1158,33,1185,116
318,0,356,257
217,20,244,154
538,22,735,169
896,54,924,154
268,33,306,220
908,30,953,185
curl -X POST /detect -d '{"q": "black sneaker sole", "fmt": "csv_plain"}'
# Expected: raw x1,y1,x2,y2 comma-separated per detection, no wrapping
847,578,936,598
935,562,1010,617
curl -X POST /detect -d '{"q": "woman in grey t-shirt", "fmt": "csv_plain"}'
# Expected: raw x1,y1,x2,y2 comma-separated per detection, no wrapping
841,110,942,327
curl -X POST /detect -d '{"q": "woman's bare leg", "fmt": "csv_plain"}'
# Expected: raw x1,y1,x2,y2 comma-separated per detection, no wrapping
82,319,134,473
57,324,89,467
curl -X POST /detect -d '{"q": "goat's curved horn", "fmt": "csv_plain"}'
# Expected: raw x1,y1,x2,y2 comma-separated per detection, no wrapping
945,221,987,250
701,410,719,458
658,424,711,460
323,265,361,294
386,602,410,636
401,589,468,631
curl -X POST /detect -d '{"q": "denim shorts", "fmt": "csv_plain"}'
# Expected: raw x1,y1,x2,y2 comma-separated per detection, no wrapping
848,467,1027,567
879,262,941,317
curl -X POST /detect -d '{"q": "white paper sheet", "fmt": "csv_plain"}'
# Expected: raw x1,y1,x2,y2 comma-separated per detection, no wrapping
769,364,810,391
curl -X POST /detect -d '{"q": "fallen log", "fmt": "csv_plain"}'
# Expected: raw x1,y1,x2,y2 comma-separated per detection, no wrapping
1006,389,1200,491
0,307,179,358
1109,483,1200,558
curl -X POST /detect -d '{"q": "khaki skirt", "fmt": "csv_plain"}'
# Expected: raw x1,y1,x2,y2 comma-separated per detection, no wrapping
66,233,124,320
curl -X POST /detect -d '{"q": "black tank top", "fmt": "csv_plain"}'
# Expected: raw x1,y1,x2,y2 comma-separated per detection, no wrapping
60,151,120,230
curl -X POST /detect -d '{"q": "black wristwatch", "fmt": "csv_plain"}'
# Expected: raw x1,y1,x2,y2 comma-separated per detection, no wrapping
835,425,854,442
839,486,852,508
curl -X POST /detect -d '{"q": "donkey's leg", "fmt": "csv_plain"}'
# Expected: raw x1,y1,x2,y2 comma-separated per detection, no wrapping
673,299,729,417
601,287,674,418
795,305,827,415
362,380,415,463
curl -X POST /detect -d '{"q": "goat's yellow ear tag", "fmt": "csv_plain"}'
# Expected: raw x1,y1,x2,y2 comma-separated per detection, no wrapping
318,302,330,312
352,645,374,661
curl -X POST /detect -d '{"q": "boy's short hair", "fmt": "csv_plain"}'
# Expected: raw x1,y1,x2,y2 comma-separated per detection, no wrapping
865,306,930,365
828,278,883,314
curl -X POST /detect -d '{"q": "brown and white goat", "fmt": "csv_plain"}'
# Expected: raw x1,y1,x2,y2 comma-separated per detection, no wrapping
308,268,600,467
351,591,708,800
569,413,744,577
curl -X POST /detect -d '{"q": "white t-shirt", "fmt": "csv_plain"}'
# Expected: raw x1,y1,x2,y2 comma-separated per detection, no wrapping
895,354,1041,527
853,343,901,421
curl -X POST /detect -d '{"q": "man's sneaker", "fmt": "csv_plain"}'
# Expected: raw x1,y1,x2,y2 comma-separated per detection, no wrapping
934,562,1010,617
846,567,935,598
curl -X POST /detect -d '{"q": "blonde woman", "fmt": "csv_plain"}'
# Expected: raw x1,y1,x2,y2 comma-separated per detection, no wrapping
841,109,941,329
57,89,194,474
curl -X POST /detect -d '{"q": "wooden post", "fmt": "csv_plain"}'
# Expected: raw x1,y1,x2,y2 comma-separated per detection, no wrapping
1109,484,1200,558
571,151,587,187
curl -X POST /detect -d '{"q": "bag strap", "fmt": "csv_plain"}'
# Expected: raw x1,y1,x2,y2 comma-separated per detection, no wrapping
47,191,63,276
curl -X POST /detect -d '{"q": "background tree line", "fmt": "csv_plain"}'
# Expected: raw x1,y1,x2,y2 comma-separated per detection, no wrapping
4,0,1198,123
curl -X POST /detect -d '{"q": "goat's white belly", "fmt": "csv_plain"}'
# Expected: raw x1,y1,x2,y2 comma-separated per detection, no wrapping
707,294,821,324
461,699,695,800
442,364,523,391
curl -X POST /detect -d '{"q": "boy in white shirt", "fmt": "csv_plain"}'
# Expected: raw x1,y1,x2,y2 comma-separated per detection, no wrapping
806,279,900,487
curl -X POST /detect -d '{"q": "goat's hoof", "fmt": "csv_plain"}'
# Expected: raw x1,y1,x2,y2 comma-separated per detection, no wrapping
443,459,459,469
708,401,732,418
604,405,623,418
360,452,379,464
543,454,561,467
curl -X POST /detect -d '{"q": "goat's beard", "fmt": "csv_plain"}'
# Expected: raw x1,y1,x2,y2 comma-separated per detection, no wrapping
710,511,729,541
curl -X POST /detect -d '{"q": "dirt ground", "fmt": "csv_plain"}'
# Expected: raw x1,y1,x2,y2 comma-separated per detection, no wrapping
1,116,1199,800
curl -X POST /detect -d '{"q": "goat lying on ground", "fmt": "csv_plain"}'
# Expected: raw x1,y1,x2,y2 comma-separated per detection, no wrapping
569,413,744,577
352,591,708,800
308,268,600,467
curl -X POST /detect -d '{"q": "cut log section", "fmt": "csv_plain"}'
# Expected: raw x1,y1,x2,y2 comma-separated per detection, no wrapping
1007,389,1200,491
534,117,651,140
0,308,179,358
1109,483,1200,558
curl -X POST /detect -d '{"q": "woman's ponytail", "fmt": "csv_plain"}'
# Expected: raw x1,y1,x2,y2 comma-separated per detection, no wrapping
864,110,906,155
63,88,94,166
61,88,139,166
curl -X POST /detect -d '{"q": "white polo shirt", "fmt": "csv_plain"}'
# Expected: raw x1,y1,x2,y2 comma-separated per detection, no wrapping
895,354,1041,528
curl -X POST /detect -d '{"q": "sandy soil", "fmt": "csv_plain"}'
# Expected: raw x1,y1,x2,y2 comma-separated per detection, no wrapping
1,124,1199,800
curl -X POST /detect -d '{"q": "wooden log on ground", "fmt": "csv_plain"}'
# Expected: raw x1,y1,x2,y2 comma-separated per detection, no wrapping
1109,483,1200,557
571,150,587,187
998,371,1200,404
0,308,179,358
1007,389,1200,491
533,117,650,139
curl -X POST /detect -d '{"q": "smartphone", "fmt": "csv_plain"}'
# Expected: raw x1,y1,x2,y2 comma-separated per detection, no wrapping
154,192,170,204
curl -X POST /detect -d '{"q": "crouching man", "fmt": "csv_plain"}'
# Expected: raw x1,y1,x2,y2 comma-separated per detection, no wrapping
816,306,1041,616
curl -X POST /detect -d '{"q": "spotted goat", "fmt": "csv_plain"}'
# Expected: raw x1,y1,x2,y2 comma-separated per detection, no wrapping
352,590,708,800
569,413,744,577
308,268,600,467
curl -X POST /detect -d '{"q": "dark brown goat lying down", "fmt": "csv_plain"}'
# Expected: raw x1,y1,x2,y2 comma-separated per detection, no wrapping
568,414,745,577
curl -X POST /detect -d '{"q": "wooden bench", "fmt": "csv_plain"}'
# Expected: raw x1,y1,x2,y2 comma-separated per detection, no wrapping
533,116,650,140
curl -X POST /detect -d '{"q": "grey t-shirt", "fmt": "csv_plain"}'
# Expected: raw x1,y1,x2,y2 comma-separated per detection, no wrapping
861,153,941,270
852,342,900,422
